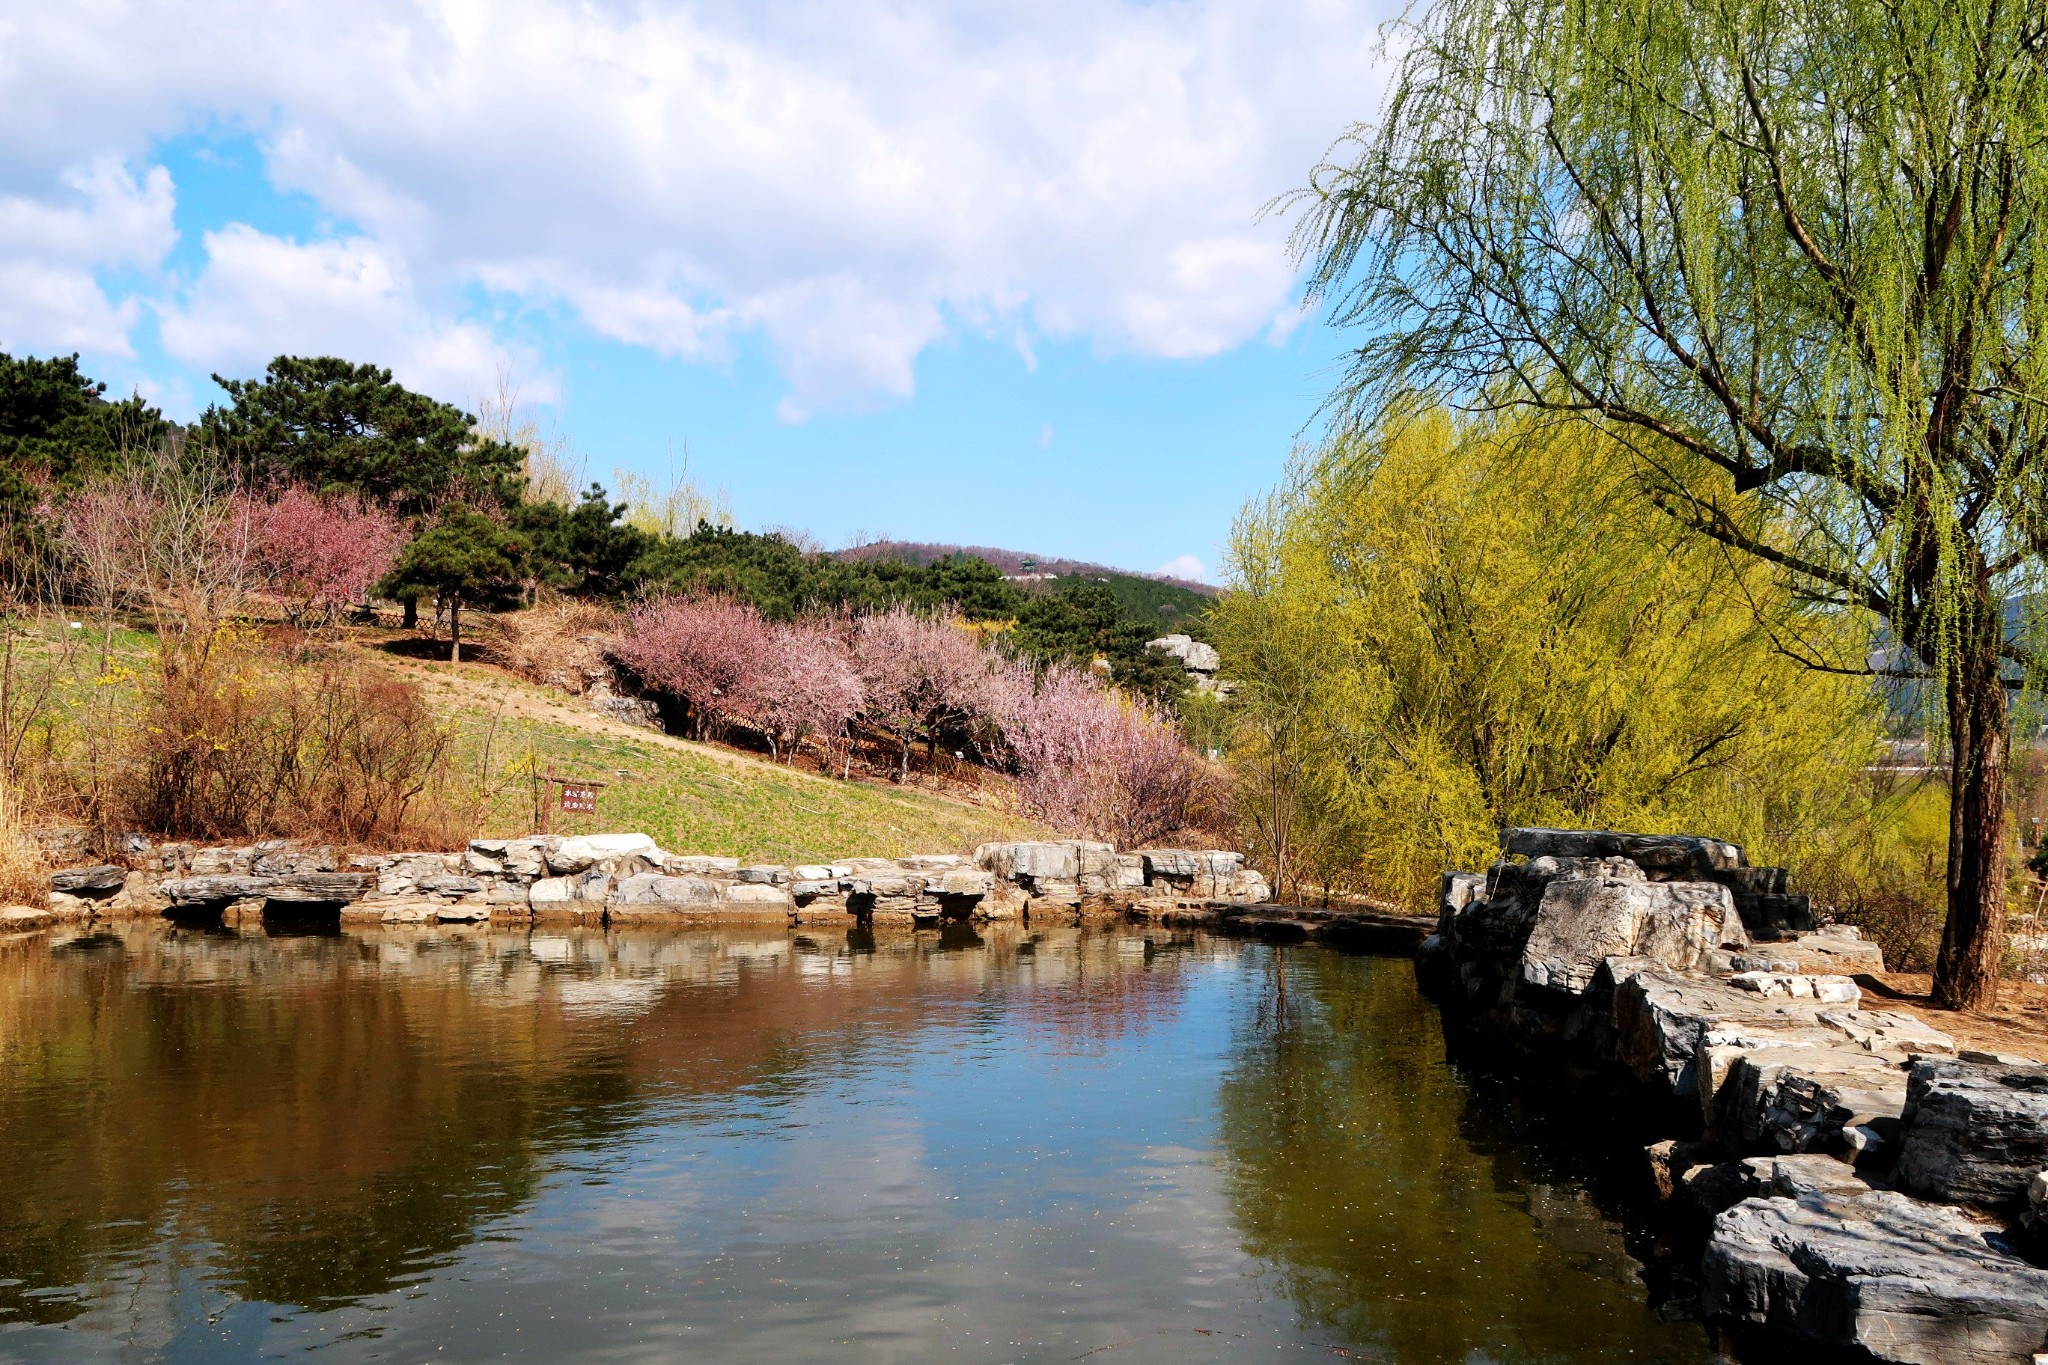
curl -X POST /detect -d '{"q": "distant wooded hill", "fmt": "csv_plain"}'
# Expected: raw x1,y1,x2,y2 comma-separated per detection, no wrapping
835,541,1218,636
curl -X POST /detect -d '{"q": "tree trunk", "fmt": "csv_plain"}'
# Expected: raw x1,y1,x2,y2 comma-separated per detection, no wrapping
897,734,910,784
1933,628,2010,1010
401,595,418,629
449,597,462,665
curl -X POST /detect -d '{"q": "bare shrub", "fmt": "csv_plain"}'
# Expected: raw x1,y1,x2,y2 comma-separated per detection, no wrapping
477,370,588,509
283,653,461,842
0,773,45,905
123,634,458,844
490,600,623,695
61,443,254,635
124,632,269,838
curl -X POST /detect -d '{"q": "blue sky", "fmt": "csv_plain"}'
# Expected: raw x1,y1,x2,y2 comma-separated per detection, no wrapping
0,1,1395,582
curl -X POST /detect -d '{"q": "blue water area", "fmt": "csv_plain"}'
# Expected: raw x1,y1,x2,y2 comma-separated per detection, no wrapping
0,923,1712,1363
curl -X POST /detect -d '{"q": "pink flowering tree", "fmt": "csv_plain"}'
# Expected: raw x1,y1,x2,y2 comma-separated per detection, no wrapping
737,617,865,764
60,452,256,635
611,593,772,739
1004,663,1217,847
245,485,406,626
851,607,1003,781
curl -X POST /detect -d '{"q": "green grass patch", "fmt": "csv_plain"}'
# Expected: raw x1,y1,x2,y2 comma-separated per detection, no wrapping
422,667,1049,863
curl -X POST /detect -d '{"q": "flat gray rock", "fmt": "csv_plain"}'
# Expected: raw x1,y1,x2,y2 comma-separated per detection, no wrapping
159,875,274,903
265,873,370,903
251,846,336,875
1722,1045,1911,1155
1820,1009,1956,1058
611,873,723,906
1896,1058,2048,1211
1611,966,1807,1100
1704,1188,2048,1364
1502,827,1744,876
50,864,126,895
1789,929,1889,975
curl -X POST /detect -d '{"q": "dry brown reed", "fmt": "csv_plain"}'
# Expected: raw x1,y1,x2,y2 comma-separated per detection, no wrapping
484,600,621,696
0,773,46,906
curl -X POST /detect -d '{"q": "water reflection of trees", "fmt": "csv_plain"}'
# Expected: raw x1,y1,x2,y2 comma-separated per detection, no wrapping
0,922,1206,1333
1213,949,1709,1365
1007,930,1197,1052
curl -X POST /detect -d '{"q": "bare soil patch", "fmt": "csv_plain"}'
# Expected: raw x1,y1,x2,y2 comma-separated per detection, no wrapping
1857,971,2048,1060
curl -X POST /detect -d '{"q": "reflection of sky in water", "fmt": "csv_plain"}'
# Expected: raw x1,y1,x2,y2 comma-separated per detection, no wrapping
0,927,1713,1364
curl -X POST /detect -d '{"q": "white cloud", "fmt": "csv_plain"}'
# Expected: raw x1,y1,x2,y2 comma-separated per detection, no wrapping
0,160,175,356
158,225,548,408
0,0,1396,413
1157,554,1209,583
0,260,140,358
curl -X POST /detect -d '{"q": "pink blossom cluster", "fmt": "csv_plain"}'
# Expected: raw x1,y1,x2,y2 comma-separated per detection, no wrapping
614,593,1218,844
1003,662,1219,847
852,605,1013,778
614,595,866,758
243,486,406,625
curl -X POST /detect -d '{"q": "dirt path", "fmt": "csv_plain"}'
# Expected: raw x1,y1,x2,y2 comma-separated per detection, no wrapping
1858,972,2048,1060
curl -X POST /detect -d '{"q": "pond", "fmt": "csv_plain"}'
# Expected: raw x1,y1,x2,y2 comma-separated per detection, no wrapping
0,923,1713,1364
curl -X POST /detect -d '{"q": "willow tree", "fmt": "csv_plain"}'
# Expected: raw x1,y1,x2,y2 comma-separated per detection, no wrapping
1214,413,1882,911
1290,0,2048,1007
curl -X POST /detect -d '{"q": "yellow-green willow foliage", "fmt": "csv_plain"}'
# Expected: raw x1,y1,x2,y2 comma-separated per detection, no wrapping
1216,415,1888,909
1286,0,2048,1006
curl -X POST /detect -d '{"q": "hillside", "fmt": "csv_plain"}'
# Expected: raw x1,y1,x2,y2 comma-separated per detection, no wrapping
836,540,1218,636
382,650,1051,863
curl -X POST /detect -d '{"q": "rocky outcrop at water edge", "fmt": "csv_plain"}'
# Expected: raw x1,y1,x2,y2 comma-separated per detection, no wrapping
1422,826,2048,1364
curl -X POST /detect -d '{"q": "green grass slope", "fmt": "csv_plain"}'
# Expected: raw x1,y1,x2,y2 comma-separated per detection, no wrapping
400,658,1051,864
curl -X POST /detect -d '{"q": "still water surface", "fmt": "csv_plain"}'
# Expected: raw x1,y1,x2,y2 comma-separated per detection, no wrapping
0,923,1711,1363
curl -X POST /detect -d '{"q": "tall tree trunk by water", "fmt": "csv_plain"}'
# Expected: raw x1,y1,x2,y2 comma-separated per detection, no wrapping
1935,624,2010,1010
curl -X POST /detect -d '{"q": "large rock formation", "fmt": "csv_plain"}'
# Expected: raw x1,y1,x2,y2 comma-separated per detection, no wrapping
1895,1058,2048,1211
1422,827,2048,1363
1146,634,1226,695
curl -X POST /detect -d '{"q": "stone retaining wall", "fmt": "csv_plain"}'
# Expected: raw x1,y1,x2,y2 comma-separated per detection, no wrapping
16,834,1269,930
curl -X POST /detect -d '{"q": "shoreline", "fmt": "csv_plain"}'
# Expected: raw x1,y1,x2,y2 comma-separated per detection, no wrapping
15,832,1272,933
1417,827,2048,1365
